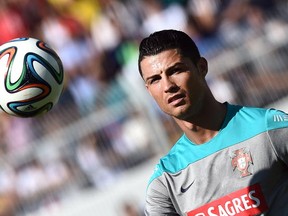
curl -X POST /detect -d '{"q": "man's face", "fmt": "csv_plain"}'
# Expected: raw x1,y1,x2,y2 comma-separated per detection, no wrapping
140,49,207,120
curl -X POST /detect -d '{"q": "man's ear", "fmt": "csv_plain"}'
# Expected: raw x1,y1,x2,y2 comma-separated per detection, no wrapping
145,84,152,96
197,57,208,77
145,83,149,90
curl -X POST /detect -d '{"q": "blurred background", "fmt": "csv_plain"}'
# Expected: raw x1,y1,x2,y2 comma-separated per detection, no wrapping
0,0,288,215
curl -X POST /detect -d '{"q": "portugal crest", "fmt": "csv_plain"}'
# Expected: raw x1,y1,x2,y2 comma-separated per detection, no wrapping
231,148,253,178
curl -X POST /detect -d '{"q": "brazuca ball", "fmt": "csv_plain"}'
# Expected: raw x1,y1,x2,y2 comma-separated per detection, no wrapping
0,37,64,117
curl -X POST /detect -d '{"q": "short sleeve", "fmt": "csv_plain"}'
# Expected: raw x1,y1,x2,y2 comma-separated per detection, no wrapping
266,109,288,165
145,178,179,216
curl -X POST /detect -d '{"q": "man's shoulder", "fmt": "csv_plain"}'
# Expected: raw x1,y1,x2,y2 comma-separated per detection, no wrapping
237,104,288,126
147,135,189,185
228,103,270,124
228,103,288,133
265,108,288,130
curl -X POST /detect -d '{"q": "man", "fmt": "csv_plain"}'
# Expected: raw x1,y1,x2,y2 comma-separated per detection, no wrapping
138,29,288,216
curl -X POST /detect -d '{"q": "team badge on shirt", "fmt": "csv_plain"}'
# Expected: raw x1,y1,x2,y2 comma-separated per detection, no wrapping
231,148,253,177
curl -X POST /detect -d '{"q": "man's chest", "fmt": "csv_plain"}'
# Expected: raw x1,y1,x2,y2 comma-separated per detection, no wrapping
164,134,286,215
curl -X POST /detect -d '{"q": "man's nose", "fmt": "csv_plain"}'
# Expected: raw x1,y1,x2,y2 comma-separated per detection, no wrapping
164,77,178,93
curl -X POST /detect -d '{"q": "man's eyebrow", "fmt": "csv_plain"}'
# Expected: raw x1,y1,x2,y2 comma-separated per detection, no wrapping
144,62,186,83
164,62,187,74
167,62,186,70
145,73,160,84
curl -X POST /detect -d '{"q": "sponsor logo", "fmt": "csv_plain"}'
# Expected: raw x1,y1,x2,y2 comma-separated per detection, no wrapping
187,184,268,216
181,180,195,193
24,104,36,111
231,148,253,178
273,114,288,122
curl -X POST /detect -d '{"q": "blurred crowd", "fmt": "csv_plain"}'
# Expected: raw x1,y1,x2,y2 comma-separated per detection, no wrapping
0,0,288,215
1,0,287,113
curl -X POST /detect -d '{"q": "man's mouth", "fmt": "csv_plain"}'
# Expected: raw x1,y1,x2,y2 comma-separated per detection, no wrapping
168,94,185,105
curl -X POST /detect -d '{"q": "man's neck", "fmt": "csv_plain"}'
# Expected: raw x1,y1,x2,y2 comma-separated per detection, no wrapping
175,102,227,145
183,124,219,144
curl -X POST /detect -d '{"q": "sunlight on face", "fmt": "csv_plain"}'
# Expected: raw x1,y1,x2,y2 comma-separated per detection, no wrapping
140,49,208,120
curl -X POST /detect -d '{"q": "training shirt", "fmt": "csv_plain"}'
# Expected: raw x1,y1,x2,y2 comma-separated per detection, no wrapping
145,103,288,216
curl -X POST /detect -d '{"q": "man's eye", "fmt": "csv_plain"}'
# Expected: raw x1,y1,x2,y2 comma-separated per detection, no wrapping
172,68,179,73
169,68,182,75
150,77,160,84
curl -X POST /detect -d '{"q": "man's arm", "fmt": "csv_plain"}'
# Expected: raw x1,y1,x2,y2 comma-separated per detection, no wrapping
267,109,288,165
145,178,180,216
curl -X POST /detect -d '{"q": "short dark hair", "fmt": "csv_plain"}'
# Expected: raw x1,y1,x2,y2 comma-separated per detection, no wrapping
138,29,201,77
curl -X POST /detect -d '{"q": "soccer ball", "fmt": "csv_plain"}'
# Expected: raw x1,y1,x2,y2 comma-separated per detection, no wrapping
0,37,64,117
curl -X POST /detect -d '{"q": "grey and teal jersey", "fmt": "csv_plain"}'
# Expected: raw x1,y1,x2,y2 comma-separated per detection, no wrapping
145,103,288,216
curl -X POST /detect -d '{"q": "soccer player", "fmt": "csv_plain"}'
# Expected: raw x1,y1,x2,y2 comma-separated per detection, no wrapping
138,29,288,216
